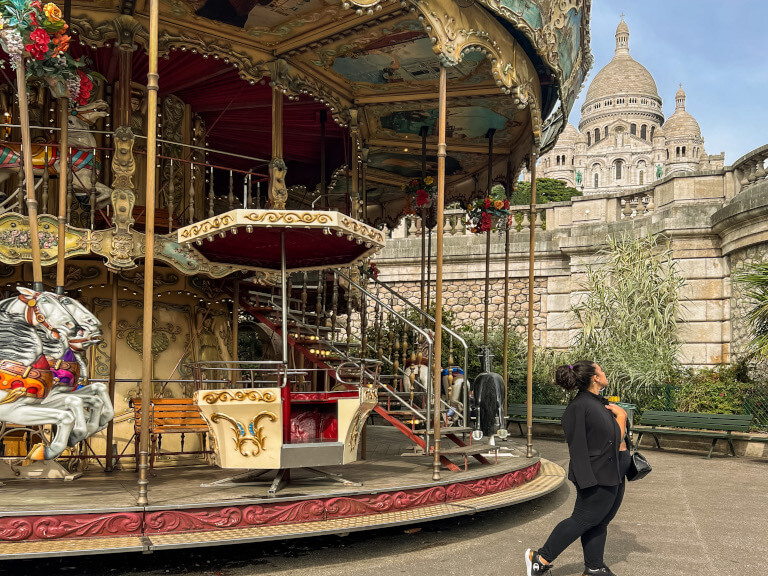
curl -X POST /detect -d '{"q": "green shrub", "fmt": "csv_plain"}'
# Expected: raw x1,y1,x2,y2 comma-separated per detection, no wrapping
674,365,752,414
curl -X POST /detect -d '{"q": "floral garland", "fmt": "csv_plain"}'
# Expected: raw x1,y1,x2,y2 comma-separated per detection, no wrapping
365,261,379,279
0,0,97,103
466,187,511,233
401,176,436,214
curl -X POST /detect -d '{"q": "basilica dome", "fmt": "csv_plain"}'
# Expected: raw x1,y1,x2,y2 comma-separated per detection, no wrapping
584,19,659,103
663,85,701,138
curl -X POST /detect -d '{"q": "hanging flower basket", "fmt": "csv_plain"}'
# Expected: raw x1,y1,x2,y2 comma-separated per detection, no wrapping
466,188,511,234
401,176,436,213
0,0,99,104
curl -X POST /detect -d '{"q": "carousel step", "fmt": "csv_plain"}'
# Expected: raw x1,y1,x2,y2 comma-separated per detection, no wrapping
415,426,473,436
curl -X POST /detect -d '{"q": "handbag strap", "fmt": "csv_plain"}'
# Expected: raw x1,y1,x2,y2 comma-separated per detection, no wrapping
624,427,635,452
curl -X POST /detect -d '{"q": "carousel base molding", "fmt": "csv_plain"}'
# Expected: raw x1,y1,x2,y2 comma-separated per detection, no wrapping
0,458,565,560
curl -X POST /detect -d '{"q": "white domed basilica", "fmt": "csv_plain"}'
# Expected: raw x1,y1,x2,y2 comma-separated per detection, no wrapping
539,18,724,193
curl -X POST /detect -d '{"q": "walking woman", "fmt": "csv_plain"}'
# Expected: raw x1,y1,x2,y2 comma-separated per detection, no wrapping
525,361,631,576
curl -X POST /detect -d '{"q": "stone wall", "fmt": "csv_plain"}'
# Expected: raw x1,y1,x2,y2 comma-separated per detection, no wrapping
375,149,768,367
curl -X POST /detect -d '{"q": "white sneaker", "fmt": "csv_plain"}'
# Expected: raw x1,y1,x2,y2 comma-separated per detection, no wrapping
525,549,552,575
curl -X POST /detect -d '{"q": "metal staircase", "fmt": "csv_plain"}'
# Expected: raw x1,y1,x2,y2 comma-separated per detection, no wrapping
231,268,489,472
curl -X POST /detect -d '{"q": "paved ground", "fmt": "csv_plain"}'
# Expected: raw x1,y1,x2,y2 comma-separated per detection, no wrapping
2,438,767,576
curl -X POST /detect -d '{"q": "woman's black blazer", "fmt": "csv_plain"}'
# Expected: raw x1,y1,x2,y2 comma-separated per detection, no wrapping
561,390,622,489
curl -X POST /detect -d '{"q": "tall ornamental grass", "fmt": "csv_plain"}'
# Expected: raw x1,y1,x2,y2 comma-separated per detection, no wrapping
571,233,686,401
733,261,768,360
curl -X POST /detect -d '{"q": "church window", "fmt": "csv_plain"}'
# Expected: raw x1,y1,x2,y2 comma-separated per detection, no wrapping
615,160,623,180
676,147,680,158
650,126,655,139
594,173,599,187
682,146,686,157
572,157,574,165
556,156,560,166
630,123,637,135
667,149,670,160
604,126,608,138
639,171,644,185
594,129,600,143
640,125,647,140
587,132,591,146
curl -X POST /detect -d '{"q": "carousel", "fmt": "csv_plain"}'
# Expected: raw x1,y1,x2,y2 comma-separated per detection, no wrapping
0,0,590,559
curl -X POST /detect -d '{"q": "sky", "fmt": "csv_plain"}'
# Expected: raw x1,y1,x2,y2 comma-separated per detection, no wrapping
567,1,768,163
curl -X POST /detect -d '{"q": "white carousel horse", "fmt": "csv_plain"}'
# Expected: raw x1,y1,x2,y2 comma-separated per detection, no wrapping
0,100,112,206
45,295,112,440
0,289,84,460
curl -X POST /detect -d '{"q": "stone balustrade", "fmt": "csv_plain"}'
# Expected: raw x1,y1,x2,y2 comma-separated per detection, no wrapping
732,143,768,194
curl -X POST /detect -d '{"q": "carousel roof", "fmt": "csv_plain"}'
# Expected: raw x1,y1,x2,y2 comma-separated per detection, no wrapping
65,0,591,228
176,209,385,272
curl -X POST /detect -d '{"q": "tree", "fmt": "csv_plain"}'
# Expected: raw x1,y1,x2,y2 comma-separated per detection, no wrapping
571,233,686,400
733,261,768,359
511,178,582,205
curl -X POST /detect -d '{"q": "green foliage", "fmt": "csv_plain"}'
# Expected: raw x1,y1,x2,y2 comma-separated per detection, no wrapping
511,178,582,205
673,365,753,415
733,261,768,359
571,233,686,400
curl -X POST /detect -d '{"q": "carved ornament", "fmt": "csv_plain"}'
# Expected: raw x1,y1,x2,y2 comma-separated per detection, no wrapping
210,412,278,456
201,390,278,404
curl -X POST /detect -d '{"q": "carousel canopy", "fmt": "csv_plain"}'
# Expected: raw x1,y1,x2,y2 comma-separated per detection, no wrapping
176,209,385,272
65,0,591,228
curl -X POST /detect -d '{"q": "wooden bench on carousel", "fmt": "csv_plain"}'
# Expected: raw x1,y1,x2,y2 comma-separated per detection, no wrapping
191,359,380,495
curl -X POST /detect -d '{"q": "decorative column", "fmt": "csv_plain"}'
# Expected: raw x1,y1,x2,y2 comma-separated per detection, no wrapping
482,128,496,348
14,58,43,290
55,97,68,294
349,109,360,219
501,155,512,417
268,86,287,209
525,150,538,458
137,0,160,506
431,66,447,482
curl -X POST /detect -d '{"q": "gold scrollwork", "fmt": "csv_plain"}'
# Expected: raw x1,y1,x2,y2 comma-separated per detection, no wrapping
210,412,278,456
339,217,385,244
180,215,234,238
201,390,277,404
244,212,333,225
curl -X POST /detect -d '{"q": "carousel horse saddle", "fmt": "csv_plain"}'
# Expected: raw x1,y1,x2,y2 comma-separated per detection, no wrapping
0,142,99,173
47,349,81,390
0,356,53,400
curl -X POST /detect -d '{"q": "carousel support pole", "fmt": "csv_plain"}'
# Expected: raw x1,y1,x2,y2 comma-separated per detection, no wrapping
419,125,428,314
482,128,496,347
232,279,239,386
501,155,512,417
320,110,327,210
280,232,289,371
525,150,538,458
432,66,447,482
55,98,69,295
350,110,360,219
15,60,43,290
137,0,160,507
105,272,119,472
361,147,369,221
269,86,285,209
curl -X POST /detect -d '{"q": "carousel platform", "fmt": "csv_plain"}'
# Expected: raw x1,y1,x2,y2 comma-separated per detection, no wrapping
0,427,565,560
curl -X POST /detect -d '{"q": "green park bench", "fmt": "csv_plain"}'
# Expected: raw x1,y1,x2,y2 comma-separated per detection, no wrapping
632,410,759,459
507,404,567,437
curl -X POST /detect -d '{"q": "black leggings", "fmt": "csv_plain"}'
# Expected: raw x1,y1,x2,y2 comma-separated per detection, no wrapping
539,480,626,570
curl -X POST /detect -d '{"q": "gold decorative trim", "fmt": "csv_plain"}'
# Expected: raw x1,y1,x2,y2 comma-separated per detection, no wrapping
179,215,235,239
339,216,385,244
243,212,333,225
201,390,277,404
210,412,278,456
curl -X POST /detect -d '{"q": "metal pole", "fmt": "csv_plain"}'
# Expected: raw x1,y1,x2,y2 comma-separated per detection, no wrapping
420,125,428,313
281,232,288,367
137,0,160,506
432,66,447,481
526,151,538,458
232,279,239,386
55,98,69,294
501,156,512,417
15,59,43,290
320,110,327,209
482,129,495,346
105,272,119,471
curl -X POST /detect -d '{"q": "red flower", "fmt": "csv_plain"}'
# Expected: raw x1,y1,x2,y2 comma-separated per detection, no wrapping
77,70,93,105
480,212,492,231
416,189,429,206
30,28,50,46
25,43,48,60
484,198,492,209
503,199,510,209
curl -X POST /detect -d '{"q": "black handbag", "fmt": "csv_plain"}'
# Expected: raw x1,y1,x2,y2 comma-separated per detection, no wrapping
625,430,652,481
